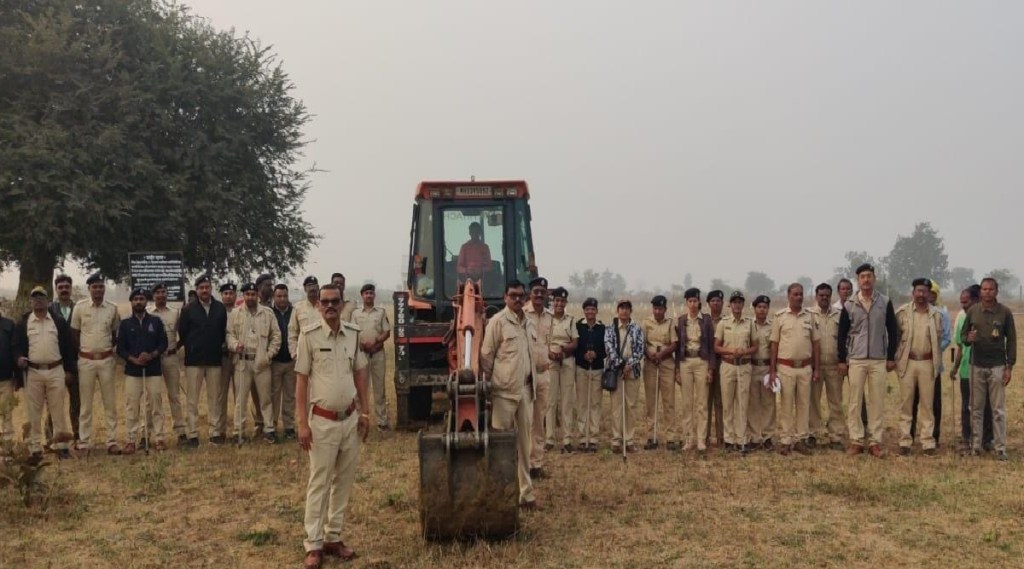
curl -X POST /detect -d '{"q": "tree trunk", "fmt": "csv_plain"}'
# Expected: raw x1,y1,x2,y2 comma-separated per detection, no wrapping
12,250,58,318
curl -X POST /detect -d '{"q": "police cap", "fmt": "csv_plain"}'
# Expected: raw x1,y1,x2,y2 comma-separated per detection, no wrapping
616,298,632,310
528,277,548,290
85,272,104,285
752,295,771,307
151,282,167,293
551,287,568,299
684,288,701,300
194,274,212,287
729,290,745,303
130,287,149,300
220,282,237,293
651,295,667,308
582,297,598,309
29,285,48,298
239,282,257,293
303,275,319,286
360,283,376,294
706,290,724,302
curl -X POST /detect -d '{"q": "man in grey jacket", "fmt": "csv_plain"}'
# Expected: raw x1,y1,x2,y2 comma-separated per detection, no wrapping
838,263,899,458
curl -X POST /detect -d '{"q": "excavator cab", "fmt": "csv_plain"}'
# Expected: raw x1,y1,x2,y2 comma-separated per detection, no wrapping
394,181,537,428
393,180,537,539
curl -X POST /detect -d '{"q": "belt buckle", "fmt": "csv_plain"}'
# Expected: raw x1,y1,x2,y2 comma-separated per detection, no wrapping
794,359,806,368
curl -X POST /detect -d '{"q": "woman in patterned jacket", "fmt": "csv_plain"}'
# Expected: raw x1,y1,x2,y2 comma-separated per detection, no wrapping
605,299,645,453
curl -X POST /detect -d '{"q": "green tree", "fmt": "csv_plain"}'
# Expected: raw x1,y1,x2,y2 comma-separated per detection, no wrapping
832,250,877,282
744,271,775,296
881,222,949,291
708,278,733,297
949,266,975,294
985,269,1020,293
0,0,316,303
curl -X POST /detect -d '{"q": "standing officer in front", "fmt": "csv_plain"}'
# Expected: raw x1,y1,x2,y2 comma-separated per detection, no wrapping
574,298,606,453
545,287,578,453
769,283,820,456
642,295,678,450
705,290,725,448
810,283,846,450
747,295,776,450
715,290,757,453
894,278,942,456
16,286,76,459
177,275,229,447
838,263,899,458
295,283,370,568
228,282,281,443
676,288,715,456
71,273,121,454
349,284,391,431
271,283,298,438
481,280,540,509
149,282,186,445
116,287,168,453
523,277,552,477
218,282,240,440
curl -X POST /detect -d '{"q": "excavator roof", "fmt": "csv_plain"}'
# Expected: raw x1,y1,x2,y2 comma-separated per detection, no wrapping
415,180,530,200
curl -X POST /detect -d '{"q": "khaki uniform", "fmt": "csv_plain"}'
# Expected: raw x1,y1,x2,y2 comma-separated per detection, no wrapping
149,305,185,437
24,313,71,453
610,319,642,448
642,317,678,443
289,299,320,357
715,314,756,446
809,305,846,444
524,304,552,468
227,305,281,436
481,307,538,505
895,304,941,450
706,313,724,446
678,314,709,451
217,306,236,437
296,318,367,553
349,305,390,428
70,299,120,449
545,312,579,446
770,307,819,446
340,300,356,324
747,319,775,445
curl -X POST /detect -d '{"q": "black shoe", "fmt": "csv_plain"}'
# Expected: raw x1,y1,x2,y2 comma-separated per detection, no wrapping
543,443,554,452
829,441,845,451
57,449,72,460
177,434,188,445
983,442,995,452
209,435,225,445
587,444,598,453
666,442,680,452
561,444,574,454
188,437,199,449
898,446,911,457
263,432,277,444
29,451,43,464
724,443,736,452
644,439,659,451
793,441,812,456
997,451,1009,462
739,444,749,455
529,467,545,479
806,436,817,449
283,429,297,440
377,424,391,432
762,439,774,451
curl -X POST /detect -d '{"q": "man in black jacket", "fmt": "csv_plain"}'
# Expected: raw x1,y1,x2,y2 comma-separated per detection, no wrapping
177,275,228,447
117,287,169,454
0,312,20,442
574,298,606,453
16,286,77,459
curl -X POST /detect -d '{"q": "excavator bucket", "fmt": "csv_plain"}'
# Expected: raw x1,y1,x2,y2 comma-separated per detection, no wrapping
418,430,519,540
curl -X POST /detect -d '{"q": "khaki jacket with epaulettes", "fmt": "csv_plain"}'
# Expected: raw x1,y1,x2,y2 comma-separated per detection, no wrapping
894,303,941,376
227,304,281,372
481,307,538,402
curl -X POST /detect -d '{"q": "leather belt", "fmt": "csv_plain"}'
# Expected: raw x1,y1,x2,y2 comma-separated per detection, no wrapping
312,401,357,421
777,358,810,369
721,355,751,365
909,352,933,361
79,350,113,360
752,358,770,366
28,360,63,371
684,349,700,358
165,348,178,355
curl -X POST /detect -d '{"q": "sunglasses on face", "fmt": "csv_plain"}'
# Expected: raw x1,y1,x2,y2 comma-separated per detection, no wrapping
320,298,343,306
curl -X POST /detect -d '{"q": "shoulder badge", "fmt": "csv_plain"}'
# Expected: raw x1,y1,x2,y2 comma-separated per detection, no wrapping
302,320,323,334
342,320,362,332
774,308,787,317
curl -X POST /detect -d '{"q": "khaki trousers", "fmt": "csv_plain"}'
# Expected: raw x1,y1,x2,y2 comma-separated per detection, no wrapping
367,351,388,428
747,365,775,444
721,362,751,445
234,363,274,435
0,380,15,440
529,373,550,468
492,387,535,504
847,359,887,446
303,412,360,553
778,365,812,446
574,368,602,445
678,358,710,450
161,352,185,436
899,360,935,449
546,360,577,446
26,368,70,452
125,375,165,443
78,357,117,449
185,366,222,439
643,359,677,442
271,360,297,432
971,365,1007,453
818,364,846,443
610,375,641,447
217,356,234,436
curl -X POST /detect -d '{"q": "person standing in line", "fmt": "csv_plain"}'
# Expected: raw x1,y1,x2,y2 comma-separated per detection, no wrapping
271,283,298,439
574,298,605,453
149,282,186,445
769,283,820,456
545,287,579,453
605,299,645,454
715,291,757,454
676,288,715,457
116,287,168,453
747,295,776,451
177,275,229,448
809,283,846,450
348,284,391,431
951,285,992,453
71,273,121,454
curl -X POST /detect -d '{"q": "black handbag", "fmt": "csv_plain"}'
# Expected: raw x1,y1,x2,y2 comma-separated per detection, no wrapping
601,320,628,392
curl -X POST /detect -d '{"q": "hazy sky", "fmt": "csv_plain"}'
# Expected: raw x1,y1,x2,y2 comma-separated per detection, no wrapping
5,1,1022,293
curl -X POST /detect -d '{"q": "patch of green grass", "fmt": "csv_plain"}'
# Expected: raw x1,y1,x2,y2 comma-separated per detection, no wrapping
807,476,941,509
238,527,277,546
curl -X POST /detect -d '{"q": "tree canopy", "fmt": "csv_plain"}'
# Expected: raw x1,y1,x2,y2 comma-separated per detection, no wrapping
0,0,317,300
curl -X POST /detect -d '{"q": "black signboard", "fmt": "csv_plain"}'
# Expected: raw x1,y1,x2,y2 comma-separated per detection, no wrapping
128,252,185,301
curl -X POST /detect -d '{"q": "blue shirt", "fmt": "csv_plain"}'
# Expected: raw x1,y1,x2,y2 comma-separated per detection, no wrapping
116,313,168,378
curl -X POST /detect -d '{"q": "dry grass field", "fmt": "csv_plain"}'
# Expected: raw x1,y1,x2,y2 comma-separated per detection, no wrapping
1,305,1023,569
